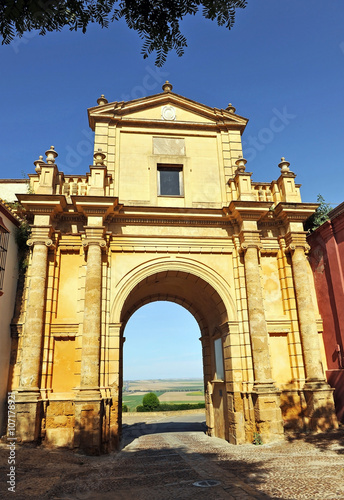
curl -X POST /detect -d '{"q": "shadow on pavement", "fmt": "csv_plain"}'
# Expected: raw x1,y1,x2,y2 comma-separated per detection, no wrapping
121,419,207,448
43,444,278,500
286,425,344,454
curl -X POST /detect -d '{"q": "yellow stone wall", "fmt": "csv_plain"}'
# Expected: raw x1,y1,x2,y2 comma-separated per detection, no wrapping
10,86,337,453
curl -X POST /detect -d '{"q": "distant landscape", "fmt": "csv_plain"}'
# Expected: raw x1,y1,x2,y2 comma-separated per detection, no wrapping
122,378,205,412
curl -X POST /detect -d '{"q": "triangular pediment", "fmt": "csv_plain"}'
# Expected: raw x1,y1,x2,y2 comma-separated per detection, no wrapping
88,91,248,132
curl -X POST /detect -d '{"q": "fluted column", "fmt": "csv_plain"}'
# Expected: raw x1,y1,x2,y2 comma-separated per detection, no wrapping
19,229,53,394
286,233,337,430
242,243,275,388
15,227,53,442
288,243,326,384
240,234,283,441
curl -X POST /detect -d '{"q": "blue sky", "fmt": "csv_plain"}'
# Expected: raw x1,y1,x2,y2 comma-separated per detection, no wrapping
1,1,343,378
124,302,202,380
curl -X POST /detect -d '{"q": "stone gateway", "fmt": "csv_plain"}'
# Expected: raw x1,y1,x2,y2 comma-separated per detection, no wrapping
9,83,337,453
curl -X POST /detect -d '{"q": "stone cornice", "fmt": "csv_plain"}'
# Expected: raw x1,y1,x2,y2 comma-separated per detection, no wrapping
110,235,233,254
16,194,67,217
328,201,344,221
88,91,248,133
226,200,273,224
111,216,232,227
274,202,319,224
88,92,248,129
71,196,122,219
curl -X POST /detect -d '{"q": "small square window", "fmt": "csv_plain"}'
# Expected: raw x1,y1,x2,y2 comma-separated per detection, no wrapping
157,164,183,196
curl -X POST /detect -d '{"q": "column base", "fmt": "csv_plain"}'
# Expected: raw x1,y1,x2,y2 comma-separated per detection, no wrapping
75,387,102,400
227,391,246,445
14,390,43,442
303,380,338,431
252,386,284,443
74,398,103,455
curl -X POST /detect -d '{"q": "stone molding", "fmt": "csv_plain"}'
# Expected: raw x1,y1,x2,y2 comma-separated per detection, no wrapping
284,232,310,254
238,230,262,254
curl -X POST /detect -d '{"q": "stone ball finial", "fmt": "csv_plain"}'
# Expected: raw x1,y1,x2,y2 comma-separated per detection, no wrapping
235,157,247,172
34,155,44,174
97,94,108,106
93,148,106,166
162,80,173,92
278,157,290,174
45,146,58,164
226,103,236,113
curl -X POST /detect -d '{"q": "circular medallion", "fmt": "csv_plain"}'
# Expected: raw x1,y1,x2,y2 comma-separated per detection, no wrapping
161,105,176,121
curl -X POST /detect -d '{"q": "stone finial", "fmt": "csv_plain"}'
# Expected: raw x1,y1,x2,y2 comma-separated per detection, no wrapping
93,148,106,166
235,157,247,173
162,80,173,92
97,94,108,106
278,157,290,174
34,155,44,174
45,146,58,164
226,103,236,113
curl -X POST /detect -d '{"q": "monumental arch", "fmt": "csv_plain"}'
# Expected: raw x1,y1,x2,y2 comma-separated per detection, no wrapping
10,82,337,453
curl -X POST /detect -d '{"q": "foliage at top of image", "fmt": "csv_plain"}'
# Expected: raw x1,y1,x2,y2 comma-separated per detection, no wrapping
304,194,333,234
0,1,247,66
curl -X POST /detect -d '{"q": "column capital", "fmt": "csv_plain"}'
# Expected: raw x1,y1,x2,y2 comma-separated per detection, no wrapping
284,231,310,254
82,226,109,252
238,230,262,253
27,225,55,248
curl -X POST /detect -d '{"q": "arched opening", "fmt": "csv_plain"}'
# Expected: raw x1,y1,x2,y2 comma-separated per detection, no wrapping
121,301,206,444
110,264,235,447
123,301,202,381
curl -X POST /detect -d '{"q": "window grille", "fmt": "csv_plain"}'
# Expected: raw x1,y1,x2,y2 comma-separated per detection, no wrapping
0,219,10,291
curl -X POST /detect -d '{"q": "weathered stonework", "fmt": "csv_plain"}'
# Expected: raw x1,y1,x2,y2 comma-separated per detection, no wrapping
7,83,337,453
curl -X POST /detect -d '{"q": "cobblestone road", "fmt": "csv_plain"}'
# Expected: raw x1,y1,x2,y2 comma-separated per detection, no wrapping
1,416,344,499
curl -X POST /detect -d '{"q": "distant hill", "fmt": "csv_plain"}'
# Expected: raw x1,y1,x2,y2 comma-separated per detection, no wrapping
123,378,204,393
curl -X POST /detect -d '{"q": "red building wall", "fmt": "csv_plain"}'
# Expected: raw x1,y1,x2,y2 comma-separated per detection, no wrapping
308,202,344,422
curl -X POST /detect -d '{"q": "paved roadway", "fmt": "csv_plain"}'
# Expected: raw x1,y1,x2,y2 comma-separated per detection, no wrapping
1,412,344,499
121,411,207,448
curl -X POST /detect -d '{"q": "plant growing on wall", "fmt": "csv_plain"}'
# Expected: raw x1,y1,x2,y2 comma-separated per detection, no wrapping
15,218,31,272
304,194,332,233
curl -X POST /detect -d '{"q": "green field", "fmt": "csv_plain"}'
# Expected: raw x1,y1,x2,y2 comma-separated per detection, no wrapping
186,391,204,396
157,400,204,405
122,392,164,411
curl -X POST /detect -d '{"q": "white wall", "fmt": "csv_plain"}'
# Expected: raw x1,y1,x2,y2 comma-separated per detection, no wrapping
0,180,28,203
0,207,19,433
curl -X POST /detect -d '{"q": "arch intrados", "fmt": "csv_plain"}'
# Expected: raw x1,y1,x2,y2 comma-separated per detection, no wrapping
111,257,237,327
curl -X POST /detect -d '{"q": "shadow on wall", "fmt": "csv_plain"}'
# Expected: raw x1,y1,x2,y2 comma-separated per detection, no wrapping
327,370,344,423
280,392,338,433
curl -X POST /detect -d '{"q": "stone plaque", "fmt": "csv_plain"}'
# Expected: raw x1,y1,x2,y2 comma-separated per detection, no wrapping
153,137,185,155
